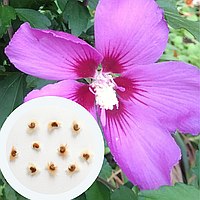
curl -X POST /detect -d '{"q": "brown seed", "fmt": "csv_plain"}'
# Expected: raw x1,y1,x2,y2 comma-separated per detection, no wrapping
12,150,17,157
30,167,36,173
32,142,40,149
60,146,65,153
27,120,38,132
48,121,61,131
68,164,76,172
72,121,80,134
51,122,58,127
50,164,55,171
28,122,35,129
10,146,18,160
73,124,80,131
46,162,58,174
80,150,92,162
28,163,39,175
67,163,79,175
83,153,90,160
57,143,68,157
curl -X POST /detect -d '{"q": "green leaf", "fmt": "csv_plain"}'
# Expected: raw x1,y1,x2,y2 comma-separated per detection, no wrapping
139,182,200,200
88,0,99,10
0,45,6,67
0,5,16,38
0,171,6,184
73,192,87,200
16,193,29,200
157,0,200,42
192,145,200,187
9,0,53,10
64,0,90,36
0,73,26,129
138,197,145,200
124,181,134,189
4,184,17,200
26,75,56,89
57,0,68,12
85,180,110,200
99,158,112,180
111,185,137,200
173,132,190,174
165,43,179,51
0,186,4,196
15,8,51,29
159,54,177,61
0,65,5,72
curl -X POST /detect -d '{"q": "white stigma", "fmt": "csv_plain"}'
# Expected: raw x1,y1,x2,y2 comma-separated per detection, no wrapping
91,71,119,110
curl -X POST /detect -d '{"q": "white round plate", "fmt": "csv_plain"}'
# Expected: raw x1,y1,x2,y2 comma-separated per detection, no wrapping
0,96,104,200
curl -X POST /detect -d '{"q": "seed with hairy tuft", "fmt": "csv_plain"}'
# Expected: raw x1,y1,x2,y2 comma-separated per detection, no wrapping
83,153,90,160
68,164,76,172
30,167,36,173
28,122,35,129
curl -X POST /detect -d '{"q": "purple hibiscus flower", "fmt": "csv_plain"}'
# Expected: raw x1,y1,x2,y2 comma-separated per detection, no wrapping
5,0,200,190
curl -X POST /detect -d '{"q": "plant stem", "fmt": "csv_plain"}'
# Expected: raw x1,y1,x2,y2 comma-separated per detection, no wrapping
97,176,117,190
3,0,14,39
3,0,9,5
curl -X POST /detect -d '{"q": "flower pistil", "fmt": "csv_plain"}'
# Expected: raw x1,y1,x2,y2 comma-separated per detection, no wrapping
90,71,123,126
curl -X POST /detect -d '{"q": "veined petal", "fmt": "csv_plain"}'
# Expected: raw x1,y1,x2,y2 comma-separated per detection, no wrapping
115,61,200,135
99,99,181,190
25,80,97,119
5,23,103,80
95,0,168,73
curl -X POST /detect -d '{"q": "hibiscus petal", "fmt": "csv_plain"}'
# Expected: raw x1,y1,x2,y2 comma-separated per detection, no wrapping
99,99,181,190
5,23,103,80
24,80,97,119
115,61,200,135
95,0,168,73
